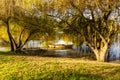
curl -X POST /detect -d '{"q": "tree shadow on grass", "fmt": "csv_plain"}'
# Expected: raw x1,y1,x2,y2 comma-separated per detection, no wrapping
0,49,61,57
0,49,95,60
0,49,46,56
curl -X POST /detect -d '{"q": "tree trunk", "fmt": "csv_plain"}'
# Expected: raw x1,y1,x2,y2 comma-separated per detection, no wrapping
93,45,108,62
95,51,106,62
6,18,15,51
15,47,22,52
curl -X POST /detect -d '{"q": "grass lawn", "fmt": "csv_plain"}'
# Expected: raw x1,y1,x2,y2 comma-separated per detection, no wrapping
0,52,120,80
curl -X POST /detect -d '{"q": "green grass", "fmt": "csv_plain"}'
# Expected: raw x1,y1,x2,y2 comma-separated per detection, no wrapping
0,52,120,80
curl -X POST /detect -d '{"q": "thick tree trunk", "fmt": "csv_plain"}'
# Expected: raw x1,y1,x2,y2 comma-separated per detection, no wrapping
95,51,106,62
93,45,108,62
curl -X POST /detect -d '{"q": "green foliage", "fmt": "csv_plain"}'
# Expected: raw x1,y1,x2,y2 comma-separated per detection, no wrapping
0,25,9,42
0,53,120,79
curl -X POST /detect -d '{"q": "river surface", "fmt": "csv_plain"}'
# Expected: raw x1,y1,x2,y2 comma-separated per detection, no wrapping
54,50,68,57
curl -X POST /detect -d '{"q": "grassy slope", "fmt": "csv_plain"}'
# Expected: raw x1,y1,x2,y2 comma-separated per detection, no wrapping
0,52,120,80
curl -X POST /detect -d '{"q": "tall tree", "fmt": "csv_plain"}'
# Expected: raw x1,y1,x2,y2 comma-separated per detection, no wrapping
0,0,45,51
68,0,120,61
0,0,17,51
47,0,120,61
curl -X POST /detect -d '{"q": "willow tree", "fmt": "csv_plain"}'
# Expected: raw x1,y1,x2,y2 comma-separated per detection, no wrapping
0,0,16,51
49,0,120,61
0,0,45,51
66,0,120,62
0,0,29,51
